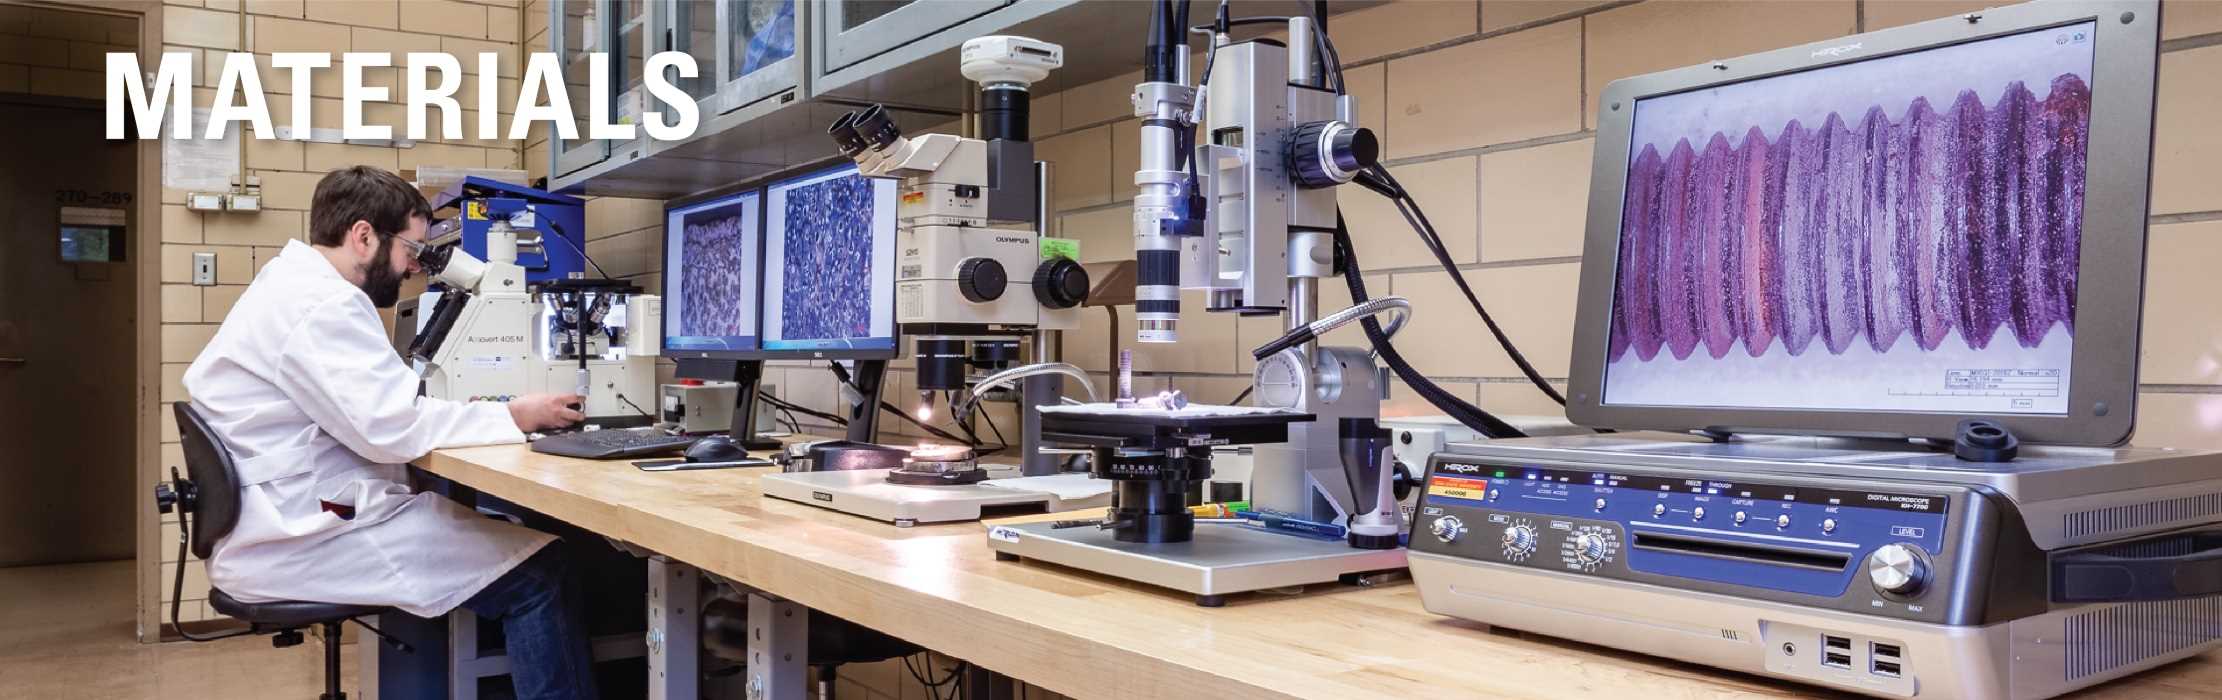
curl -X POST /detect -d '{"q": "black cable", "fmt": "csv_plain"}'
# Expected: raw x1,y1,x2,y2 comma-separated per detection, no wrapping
170,516,254,642
1362,166,1569,407
1333,209,1525,438
761,393,846,426
1230,385,1253,405
614,393,654,420
541,220,612,280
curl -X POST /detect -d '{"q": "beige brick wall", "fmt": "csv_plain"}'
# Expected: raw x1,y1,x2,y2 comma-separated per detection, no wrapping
562,0,2222,452
151,0,528,625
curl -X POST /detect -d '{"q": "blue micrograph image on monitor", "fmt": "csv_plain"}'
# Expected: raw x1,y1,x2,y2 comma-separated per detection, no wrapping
1602,22,2094,416
761,164,896,353
780,176,875,341
662,191,760,353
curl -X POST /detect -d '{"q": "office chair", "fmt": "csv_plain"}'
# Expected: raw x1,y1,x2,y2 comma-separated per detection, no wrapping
154,402,412,700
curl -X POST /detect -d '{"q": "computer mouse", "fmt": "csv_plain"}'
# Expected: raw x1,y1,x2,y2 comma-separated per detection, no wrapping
684,435,750,463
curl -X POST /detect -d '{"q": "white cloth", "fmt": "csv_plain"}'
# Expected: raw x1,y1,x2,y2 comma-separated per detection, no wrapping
183,240,550,617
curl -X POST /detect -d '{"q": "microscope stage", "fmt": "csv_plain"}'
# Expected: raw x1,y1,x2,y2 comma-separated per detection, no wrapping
760,469,1111,527
986,520,1407,605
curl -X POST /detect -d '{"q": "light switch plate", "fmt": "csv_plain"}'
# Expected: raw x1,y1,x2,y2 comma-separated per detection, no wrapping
227,194,261,212
186,192,225,211
191,252,217,286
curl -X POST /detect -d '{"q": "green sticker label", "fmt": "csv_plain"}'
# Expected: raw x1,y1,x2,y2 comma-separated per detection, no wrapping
1040,237,1080,261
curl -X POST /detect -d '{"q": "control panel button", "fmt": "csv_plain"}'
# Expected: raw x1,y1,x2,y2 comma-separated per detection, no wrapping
1733,511,1748,525
1868,543,1932,596
1652,503,1666,518
1430,516,1465,543
1593,498,1607,512
1822,518,1838,534
1775,514,1792,529
1692,507,1707,521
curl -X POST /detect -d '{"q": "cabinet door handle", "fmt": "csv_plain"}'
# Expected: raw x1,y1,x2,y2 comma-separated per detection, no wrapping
0,358,25,365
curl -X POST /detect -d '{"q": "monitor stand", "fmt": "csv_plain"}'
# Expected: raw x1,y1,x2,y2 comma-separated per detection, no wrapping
728,360,785,452
844,359,887,444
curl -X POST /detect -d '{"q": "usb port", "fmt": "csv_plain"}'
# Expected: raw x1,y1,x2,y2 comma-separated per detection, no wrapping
1824,635,1852,651
1872,642,1901,659
1872,659,1902,677
1824,652,1853,669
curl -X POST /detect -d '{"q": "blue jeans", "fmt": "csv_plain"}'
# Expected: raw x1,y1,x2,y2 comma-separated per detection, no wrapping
462,544,600,700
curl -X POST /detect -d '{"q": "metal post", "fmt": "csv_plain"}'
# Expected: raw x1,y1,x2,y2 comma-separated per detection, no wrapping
745,593,808,700
1022,330,1063,475
448,610,482,700
648,557,700,700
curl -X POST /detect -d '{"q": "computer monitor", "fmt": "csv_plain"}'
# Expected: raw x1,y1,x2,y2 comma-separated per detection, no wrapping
1565,0,2159,445
758,162,899,359
661,189,763,359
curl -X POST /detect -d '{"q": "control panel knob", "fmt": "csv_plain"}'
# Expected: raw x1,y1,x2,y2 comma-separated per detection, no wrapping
1734,511,1748,525
1031,258,1089,309
1593,497,1607,511
1500,524,1537,555
1573,532,1608,565
1822,518,1838,534
1868,543,1932,596
1287,120,1379,188
1693,506,1707,521
1430,516,1464,543
1775,514,1792,529
1652,503,1666,517
957,258,1007,302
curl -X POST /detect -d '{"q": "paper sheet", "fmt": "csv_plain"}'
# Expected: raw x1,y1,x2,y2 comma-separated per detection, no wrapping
977,472,1112,501
162,108,238,191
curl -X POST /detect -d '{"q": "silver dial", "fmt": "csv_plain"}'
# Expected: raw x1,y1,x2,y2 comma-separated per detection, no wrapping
1560,524,1620,572
1868,543,1931,596
1500,521,1538,560
1574,532,1608,564
1251,353,1306,408
1430,515,1465,543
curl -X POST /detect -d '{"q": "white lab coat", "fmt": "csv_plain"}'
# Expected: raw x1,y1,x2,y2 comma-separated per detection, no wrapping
183,240,552,618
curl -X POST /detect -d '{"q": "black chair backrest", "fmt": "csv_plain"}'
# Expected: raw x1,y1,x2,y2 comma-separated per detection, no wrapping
173,402,242,561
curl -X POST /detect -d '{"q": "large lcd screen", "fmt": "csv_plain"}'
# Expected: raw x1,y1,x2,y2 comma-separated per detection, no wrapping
760,164,897,353
1602,22,2095,416
662,190,761,354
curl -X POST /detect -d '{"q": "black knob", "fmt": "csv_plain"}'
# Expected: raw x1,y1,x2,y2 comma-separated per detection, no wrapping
958,258,1007,303
1392,462,1419,502
1032,258,1089,309
1288,120,1379,188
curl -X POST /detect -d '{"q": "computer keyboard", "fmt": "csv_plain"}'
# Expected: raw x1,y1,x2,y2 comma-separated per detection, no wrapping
530,428,699,460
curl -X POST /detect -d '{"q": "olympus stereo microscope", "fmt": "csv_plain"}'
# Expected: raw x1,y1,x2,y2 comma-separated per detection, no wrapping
756,36,1113,526
985,4,1413,605
394,198,660,428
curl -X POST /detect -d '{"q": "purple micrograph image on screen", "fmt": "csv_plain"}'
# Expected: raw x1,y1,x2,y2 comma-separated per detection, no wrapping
779,175,876,341
678,204,753,338
1602,23,2093,415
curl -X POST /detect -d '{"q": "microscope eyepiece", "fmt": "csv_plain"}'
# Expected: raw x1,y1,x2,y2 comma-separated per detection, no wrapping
828,111,868,157
853,104,901,151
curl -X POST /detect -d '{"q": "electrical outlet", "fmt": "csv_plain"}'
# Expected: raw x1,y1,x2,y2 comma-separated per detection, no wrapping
192,252,217,286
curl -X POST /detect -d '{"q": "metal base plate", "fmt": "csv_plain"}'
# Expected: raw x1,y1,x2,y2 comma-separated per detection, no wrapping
986,520,1407,602
760,469,1109,527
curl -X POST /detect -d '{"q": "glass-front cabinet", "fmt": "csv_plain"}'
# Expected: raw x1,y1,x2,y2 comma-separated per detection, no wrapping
720,0,797,113
817,0,1005,74
553,0,611,177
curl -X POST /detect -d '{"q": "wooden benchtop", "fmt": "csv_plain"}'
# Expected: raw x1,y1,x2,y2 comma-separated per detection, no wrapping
415,443,2222,699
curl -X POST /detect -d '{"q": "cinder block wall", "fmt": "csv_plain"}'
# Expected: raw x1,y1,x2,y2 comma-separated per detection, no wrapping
153,0,529,627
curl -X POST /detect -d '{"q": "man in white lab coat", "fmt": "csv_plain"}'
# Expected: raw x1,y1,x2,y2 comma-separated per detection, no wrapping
184,166,598,700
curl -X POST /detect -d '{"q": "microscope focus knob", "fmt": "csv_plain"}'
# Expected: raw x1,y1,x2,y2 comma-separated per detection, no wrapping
1289,120,1380,188
957,258,1007,303
1031,258,1089,309
1867,543,1932,597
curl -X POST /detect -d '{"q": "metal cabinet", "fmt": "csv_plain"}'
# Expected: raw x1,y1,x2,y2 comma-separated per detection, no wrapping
815,0,1006,74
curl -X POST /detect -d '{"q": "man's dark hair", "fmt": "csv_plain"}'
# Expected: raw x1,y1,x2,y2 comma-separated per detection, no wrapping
308,165,433,247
